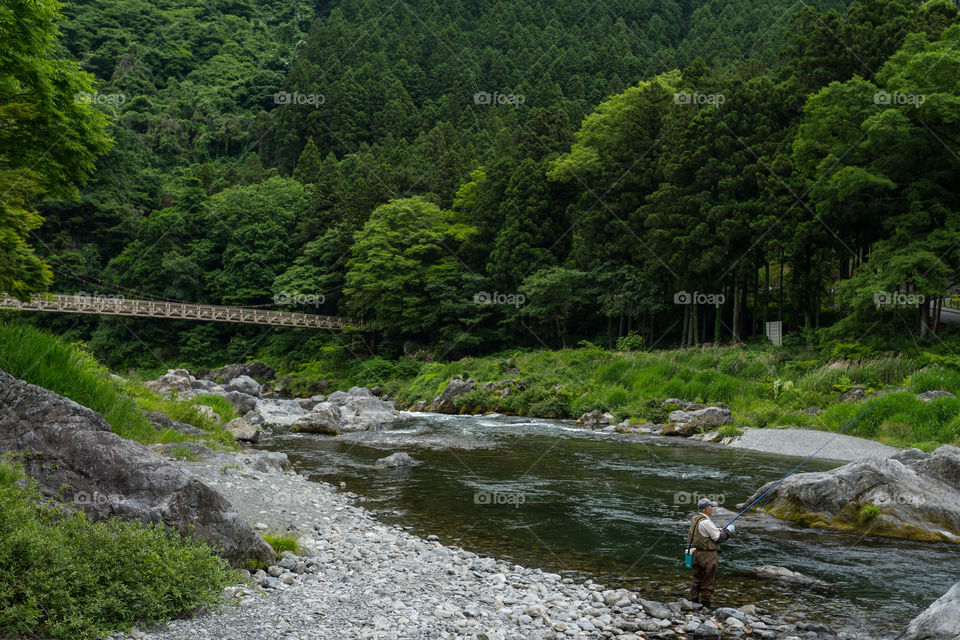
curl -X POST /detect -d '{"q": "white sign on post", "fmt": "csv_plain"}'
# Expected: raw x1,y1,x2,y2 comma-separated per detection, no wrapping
765,321,782,346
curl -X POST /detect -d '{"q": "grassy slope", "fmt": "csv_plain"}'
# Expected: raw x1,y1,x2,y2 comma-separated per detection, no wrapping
277,343,960,450
0,321,237,447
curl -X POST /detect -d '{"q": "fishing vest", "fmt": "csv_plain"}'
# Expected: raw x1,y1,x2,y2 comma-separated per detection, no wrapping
689,513,720,551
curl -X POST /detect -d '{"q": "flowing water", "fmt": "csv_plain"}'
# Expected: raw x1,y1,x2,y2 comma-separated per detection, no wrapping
258,411,958,638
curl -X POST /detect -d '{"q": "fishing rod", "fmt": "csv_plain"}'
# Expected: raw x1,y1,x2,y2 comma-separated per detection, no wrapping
721,399,880,530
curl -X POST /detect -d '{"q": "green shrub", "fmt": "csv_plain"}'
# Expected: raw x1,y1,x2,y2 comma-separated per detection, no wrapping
0,459,233,640
529,395,570,418
615,331,645,351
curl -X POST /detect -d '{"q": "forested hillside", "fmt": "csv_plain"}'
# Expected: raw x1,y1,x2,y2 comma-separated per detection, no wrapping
16,0,960,366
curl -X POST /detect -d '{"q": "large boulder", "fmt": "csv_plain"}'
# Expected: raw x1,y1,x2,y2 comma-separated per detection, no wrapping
899,581,960,640
291,402,342,435
145,368,194,396
224,375,262,397
743,446,960,543
327,387,402,432
577,410,616,428
430,378,475,414
663,406,733,436
0,370,275,567
224,412,265,443
224,390,258,414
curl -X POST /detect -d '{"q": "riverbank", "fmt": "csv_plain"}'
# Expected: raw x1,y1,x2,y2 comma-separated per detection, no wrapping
267,344,960,452
121,445,871,640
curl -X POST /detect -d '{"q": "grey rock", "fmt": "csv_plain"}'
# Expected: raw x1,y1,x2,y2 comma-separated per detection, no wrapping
663,406,732,436
916,390,956,402
754,565,830,587
898,580,960,640
142,410,205,437
679,597,702,611
292,402,342,435
224,390,258,414
245,451,289,473
332,388,402,432
0,369,275,568
838,388,865,402
431,378,475,414
576,410,616,428
224,375,262,397
713,607,745,622
694,620,721,637
144,369,194,395
638,599,672,619
744,446,960,543
224,416,263,443
375,452,419,468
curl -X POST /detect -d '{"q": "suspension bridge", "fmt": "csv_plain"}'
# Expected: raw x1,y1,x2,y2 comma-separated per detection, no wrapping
0,294,360,330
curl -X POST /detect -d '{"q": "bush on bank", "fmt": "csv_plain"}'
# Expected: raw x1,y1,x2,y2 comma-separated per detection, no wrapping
0,459,234,640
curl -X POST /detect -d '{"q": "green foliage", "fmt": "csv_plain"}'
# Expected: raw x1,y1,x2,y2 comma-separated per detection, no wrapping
858,504,881,523
262,532,301,557
0,459,233,640
616,332,645,351
15,0,960,369
0,0,112,297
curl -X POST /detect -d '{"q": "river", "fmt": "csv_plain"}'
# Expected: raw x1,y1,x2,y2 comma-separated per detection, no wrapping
257,410,958,638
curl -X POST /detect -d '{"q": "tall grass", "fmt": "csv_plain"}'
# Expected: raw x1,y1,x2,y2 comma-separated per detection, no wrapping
359,343,959,448
0,322,233,446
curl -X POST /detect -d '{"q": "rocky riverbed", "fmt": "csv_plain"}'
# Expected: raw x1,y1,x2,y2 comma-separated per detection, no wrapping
117,446,876,640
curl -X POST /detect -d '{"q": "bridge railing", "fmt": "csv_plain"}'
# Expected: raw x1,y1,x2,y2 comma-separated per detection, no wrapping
0,294,360,330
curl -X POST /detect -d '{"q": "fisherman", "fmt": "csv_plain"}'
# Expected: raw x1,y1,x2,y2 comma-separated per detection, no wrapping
688,497,733,609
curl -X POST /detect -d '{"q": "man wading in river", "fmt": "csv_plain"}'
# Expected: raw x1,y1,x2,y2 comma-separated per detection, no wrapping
688,497,733,609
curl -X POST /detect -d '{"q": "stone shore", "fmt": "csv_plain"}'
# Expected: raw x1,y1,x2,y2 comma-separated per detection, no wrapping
115,447,871,640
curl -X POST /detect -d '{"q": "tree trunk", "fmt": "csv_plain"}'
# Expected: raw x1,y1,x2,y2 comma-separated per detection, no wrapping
933,297,942,335
681,304,688,348
778,253,784,325
732,276,741,343
764,260,770,326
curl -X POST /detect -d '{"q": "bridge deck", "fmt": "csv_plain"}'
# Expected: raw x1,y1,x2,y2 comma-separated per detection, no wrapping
0,294,359,330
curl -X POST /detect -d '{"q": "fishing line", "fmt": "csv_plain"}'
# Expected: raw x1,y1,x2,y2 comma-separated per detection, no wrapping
722,399,880,529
